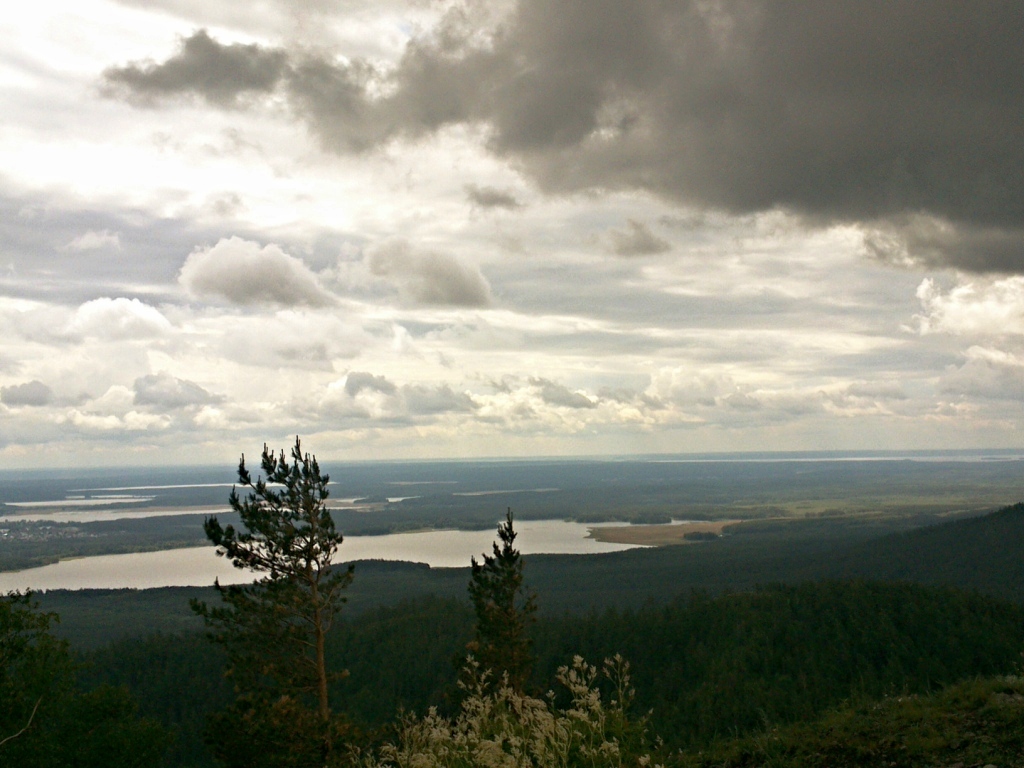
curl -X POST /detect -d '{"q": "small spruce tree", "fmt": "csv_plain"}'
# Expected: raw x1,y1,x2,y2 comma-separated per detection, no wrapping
467,508,537,692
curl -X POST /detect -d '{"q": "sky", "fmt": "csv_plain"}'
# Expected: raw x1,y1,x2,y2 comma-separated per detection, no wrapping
1,0,1024,468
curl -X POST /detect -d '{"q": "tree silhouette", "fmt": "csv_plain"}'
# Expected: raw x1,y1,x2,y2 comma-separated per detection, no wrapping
467,508,537,691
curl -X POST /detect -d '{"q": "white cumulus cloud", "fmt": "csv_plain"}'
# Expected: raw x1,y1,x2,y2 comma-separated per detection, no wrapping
67,298,172,340
914,277,1024,336
179,236,336,307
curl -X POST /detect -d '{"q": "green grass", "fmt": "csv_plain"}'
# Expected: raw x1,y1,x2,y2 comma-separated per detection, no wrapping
677,674,1024,767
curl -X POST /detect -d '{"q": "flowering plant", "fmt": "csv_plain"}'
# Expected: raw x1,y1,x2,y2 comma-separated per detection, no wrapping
365,655,662,768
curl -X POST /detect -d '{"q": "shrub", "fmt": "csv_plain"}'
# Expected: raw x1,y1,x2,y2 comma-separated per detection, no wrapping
365,655,661,768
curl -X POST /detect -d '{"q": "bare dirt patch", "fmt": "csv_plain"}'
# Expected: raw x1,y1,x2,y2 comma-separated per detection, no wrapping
587,519,741,546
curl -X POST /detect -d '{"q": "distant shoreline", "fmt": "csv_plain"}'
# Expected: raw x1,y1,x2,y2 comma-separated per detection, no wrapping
2,449,1024,476
587,519,740,546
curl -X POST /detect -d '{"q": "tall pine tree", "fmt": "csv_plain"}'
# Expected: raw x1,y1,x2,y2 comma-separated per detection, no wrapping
192,438,353,768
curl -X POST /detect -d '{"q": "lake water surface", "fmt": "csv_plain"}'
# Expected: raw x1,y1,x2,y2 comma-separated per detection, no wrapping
0,519,641,591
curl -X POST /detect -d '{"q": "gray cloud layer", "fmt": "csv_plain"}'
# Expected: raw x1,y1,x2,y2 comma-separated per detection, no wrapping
1,380,53,407
465,184,522,210
340,372,478,417
344,371,397,397
367,241,492,307
606,220,670,257
104,2,1024,273
133,372,223,409
103,29,287,107
532,377,596,409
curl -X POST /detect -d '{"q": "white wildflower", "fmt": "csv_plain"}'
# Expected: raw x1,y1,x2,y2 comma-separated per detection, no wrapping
365,655,658,768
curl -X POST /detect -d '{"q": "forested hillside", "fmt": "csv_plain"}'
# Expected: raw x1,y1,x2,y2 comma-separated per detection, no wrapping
0,592,170,768
78,580,1024,766
799,502,1024,600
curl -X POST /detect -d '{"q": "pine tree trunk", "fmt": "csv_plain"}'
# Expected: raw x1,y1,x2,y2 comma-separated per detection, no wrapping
312,586,331,767
312,591,330,721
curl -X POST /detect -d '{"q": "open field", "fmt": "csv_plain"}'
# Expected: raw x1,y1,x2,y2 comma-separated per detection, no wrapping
588,519,740,545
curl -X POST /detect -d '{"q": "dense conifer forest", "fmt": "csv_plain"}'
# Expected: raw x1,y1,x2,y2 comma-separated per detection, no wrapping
74,580,1024,766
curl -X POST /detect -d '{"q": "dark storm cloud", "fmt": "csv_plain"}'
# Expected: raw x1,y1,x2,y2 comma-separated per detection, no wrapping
1,380,53,407
104,3,1024,271
863,218,1024,273
465,184,522,210
103,29,287,107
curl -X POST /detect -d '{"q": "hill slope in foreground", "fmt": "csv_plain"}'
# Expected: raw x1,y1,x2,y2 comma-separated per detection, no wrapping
683,674,1024,768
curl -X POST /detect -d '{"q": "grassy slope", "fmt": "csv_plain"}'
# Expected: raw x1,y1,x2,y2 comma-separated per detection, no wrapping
678,675,1024,768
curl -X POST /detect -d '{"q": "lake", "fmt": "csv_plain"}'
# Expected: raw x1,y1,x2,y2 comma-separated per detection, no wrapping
0,519,641,591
